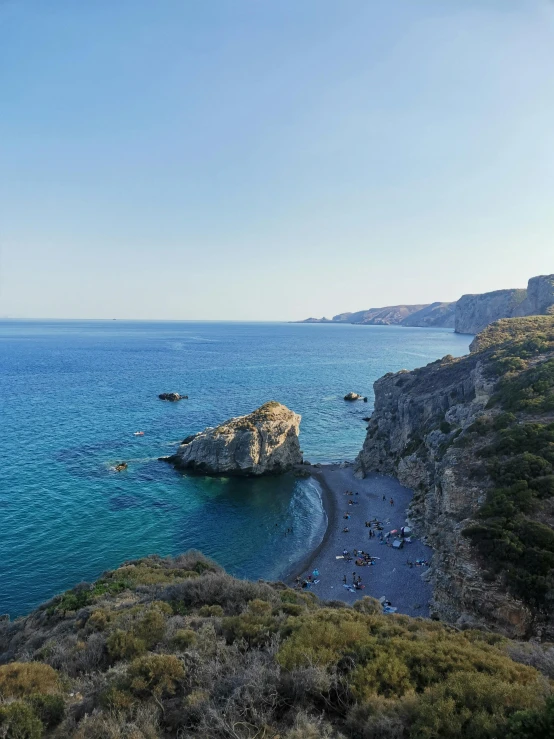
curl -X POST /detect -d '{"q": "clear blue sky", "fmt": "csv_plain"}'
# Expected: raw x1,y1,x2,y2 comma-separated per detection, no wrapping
1,0,553,320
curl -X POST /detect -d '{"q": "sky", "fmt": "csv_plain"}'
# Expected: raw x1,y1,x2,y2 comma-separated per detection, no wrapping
1,0,554,321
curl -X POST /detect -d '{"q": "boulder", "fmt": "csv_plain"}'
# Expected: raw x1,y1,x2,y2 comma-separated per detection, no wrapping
344,392,362,401
114,462,128,472
159,393,188,401
168,401,302,476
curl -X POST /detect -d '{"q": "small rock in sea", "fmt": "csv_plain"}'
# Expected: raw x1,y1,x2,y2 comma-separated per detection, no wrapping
344,392,362,401
363,397,368,402
362,417,371,422
159,393,188,401
114,462,128,472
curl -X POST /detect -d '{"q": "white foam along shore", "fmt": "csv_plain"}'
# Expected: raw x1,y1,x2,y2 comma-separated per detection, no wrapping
287,464,434,617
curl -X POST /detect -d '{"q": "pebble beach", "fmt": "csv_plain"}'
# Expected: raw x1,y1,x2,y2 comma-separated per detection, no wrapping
290,465,434,617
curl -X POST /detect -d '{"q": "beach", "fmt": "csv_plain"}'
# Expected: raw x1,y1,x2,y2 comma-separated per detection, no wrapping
290,464,433,617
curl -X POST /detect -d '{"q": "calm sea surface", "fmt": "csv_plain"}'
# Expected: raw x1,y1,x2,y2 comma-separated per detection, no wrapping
0,321,471,616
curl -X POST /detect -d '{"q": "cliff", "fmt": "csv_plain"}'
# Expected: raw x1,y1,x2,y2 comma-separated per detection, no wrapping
356,315,554,639
297,273,554,334
1,552,552,738
455,275,554,334
455,289,528,335
167,401,302,476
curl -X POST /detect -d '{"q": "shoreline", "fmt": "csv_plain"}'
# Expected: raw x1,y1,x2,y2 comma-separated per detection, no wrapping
284,464,434,616
280,464,340,585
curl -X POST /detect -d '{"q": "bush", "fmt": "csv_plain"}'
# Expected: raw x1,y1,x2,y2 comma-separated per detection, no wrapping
411,671,543,739
106,630,146,662
0,663,60,698
172,629,197,649
506,696,554,738
27,693,65,729
126,654,185,699
0,701,43,739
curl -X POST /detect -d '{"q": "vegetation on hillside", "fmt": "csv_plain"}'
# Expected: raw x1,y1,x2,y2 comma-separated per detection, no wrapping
462,316,554,611
1,553,553,738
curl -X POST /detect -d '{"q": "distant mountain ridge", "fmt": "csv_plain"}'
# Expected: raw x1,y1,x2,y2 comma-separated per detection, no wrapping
298,301,456,328
297,274,554,333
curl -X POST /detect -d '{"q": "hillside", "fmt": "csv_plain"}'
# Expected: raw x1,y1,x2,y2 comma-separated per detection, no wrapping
356,315,554,639
1,552,554,738
298,301,456,328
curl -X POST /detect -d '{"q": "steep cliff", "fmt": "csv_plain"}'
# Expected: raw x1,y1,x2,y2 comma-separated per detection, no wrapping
454,289,527,335
167,401,302,476
455,275,554,335
356,316,554,638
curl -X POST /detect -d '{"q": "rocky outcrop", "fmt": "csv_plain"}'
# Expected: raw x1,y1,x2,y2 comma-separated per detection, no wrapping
455,275,554,334
355,317,554,638
344,392,366,401
167,401,302,476
159,393,187,401
514,274,554,318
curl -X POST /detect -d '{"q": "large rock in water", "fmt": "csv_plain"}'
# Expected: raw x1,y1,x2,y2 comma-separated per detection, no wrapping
169,401,302,476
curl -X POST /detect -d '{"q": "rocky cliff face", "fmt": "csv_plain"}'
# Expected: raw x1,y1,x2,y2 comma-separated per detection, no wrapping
355,316,554,638
514,274,554,318
168,401,302,476
455,275,554,335
455,289,527,335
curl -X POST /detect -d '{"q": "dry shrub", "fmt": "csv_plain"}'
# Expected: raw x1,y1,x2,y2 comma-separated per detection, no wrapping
162,573,280,615
0,661,60,698
284,710,346,738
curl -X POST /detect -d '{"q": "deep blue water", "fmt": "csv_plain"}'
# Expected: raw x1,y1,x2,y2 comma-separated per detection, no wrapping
0,321,471,616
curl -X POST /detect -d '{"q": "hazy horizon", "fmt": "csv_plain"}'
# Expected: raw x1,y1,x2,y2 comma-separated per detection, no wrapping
2,0,554,320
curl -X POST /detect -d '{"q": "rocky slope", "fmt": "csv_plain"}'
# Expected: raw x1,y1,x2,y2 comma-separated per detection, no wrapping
455,274,554,334
355,315,554,639
166,401,302,476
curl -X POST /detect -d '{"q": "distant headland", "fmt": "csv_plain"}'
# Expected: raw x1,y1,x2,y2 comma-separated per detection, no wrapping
295,273,554,335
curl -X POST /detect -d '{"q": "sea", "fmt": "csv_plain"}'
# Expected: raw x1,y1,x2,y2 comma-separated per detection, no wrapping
0,320,471,617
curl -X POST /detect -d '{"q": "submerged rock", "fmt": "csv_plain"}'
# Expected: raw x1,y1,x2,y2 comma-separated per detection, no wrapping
168,401,302,476
159,393,188,401
114,462,128,472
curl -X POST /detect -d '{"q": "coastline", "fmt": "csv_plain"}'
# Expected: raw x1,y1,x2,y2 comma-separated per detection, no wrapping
285,464,434,617
280,464,340,585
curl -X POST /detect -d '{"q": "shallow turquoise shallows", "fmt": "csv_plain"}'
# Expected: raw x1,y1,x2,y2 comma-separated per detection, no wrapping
0,320,471,616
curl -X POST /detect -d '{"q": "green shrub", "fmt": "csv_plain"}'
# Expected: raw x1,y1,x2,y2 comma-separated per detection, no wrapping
0,701,43,739
106,629,146,661
506,696,554,738
172,629,197,649
126,654,185,699
411,671,543,739
27,694,65,729
198,604,224,617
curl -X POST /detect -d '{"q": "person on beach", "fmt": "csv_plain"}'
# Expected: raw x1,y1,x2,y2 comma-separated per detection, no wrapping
343,526,349,533
343,575,347,584
390,497,394,506
382,495,386,501
352,572,356,583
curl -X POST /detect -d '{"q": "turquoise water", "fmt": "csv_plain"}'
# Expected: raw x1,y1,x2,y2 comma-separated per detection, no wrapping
0,321,471,616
